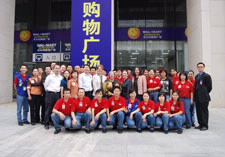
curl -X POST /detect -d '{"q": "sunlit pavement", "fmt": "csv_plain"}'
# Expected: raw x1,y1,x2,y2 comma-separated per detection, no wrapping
0,102,225,157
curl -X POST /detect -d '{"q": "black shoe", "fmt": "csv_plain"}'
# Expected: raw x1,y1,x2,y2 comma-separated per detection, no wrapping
54,129,61,134
117,129,123,134
85,129,91,134
177,130,183,134
200,126,208,131
44,125,49,130
150,128,155,132
137,128,142,133
186,126,191,129
102,129,107,133
112,126,117,130
49,122,54,126
195,125,202,129
23,121,30,124
192,123,196,127
65,128,70,131
164,130,168,134
18,122,23,126
31,122,36,126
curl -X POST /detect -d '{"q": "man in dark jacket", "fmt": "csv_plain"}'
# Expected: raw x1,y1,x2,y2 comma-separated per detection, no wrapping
194,62,212,131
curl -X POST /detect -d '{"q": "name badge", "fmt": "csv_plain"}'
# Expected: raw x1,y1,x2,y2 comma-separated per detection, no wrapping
200,80,203,85
171,106,175,111
62,104,65,110
150,80,153,83
142,106,146,110
128,103,132,109
79,102,83,107
23,87,27,91
72,82,76,86
112,101,115,106
95,103,98,107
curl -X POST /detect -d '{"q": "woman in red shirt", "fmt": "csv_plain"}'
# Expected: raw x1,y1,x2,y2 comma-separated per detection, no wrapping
174,72,194,129
147,69,161,104
188,70,196,127
131,92,155,132
154,93,170,134
168,91,186,134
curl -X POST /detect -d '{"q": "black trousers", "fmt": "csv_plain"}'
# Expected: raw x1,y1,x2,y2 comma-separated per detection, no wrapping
44,92,60,125
40,94,45,123
85,91,93,100
196,100,209,128
30,94,41,123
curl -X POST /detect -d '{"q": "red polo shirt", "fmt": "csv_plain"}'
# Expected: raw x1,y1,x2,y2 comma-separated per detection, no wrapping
171,76,180,90
138,100,155,114
91,98,109,114
154,101,171,116
54,98,75,116
147,77,161,89
169,100,185,114
71,96,91,113
174,81,194,98
108,96,126,112
115,77,124,84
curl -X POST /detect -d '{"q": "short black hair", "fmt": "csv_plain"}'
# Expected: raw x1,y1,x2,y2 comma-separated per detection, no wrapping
114,87,121,92
20,64,28,69
129,90,136,94
63,88,71,93
90,67,96,70
78,88,85,92
197,62,205,67
95,89,103,95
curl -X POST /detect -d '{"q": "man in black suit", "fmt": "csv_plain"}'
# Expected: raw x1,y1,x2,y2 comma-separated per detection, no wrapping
195,62,212,131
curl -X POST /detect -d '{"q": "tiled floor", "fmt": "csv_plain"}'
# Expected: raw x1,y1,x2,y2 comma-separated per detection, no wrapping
0,102,224,157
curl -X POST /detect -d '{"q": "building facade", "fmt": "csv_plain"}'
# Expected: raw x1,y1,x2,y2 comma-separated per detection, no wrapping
0,0,224,108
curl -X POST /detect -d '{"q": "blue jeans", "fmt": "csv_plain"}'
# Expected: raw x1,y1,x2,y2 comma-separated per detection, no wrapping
16,95,29,122
51,113,72,130
91,113,107,129
166,95,170,101
107,112,125,129
181,98,192,127
72,112,92,129
169,114,186,131
135,112,155,129
126,115,138,128
149,91,159,104
190,102,196,124
155,114,169,131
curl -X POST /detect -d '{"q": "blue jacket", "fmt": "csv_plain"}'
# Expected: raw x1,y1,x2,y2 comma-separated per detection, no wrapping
17,74,30,96
126,98,140,116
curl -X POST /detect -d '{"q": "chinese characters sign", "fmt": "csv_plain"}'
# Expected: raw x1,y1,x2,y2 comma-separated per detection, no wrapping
71,0,114,71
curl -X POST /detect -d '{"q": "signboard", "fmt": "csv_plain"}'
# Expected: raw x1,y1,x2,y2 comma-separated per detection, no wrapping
71,0,114,71
115,27,188,41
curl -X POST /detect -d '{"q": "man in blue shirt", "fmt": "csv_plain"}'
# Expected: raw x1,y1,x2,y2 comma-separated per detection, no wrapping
14,64,31,126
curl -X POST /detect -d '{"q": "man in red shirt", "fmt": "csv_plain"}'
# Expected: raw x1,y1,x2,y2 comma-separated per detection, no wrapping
71,88,92,133
51,89,74,134
90,89,108,133
107,87,126,133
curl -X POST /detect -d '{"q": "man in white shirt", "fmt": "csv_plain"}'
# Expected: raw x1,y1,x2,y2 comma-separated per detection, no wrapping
44,64,63,130
92,66,107,97
78,65,93,99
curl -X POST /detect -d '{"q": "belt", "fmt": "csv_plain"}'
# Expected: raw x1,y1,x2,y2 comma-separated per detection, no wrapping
47,91,60,94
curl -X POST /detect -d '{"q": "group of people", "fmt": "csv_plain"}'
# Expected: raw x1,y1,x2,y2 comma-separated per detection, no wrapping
14,62,212,134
